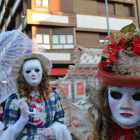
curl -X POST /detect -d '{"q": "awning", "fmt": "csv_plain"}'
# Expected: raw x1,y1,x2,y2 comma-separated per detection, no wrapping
50,68,69,76
50,68,97,76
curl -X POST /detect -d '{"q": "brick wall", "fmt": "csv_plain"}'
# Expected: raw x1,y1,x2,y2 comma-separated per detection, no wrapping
115,3,124,16
74,0,139,28
73,0,97,14
132,0,138,27
76,32,100,48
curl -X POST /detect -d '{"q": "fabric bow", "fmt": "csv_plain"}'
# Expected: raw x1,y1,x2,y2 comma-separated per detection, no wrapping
110,124,133,140
31,98,42,103
33,119,44,126
32,104,43,112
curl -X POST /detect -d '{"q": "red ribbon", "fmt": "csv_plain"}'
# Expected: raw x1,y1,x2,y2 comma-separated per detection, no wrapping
67,125,71,128
110,124,133,140
31,98,42,103
32,104,43,112
33,119,44,126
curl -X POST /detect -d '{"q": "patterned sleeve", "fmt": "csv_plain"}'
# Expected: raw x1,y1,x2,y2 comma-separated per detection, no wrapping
53,91,64,124
3,94,20,129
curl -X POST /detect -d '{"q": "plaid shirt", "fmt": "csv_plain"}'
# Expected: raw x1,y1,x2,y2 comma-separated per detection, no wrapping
4,91,64,140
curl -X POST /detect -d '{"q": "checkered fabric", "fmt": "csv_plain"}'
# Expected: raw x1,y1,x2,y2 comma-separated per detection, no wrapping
4,91,64,140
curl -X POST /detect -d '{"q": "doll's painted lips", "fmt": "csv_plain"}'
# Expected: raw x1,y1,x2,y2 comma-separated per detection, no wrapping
120,113,133,117
32,78,36,80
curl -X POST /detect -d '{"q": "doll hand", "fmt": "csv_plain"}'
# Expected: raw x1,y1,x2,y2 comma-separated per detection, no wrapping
19,100,29,120
39,127,54,138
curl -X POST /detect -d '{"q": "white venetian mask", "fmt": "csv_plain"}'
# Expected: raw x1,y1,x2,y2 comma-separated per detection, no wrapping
23,59,42,86
108,86,140,129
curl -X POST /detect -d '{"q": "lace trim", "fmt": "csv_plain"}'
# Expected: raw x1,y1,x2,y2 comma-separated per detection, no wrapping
30,91,40,98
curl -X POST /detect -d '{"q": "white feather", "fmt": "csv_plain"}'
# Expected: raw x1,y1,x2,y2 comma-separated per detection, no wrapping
117,51,140,76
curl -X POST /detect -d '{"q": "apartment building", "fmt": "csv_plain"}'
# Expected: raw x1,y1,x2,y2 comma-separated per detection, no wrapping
0,0,139,82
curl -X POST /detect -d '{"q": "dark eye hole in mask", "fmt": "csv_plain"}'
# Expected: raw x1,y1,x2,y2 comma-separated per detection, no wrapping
110,90,122,100
132,92,140,101
35,69,40,73
26,70,31,74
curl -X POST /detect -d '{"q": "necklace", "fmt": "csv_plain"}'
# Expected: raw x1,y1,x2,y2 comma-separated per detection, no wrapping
30,91,40,101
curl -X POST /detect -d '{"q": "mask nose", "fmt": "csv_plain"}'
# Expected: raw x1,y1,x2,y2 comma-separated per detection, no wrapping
120,100,133,110
31,71,36,77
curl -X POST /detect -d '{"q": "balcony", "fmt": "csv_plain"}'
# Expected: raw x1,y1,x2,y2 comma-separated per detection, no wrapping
6,0,9,5
0,0,2,8
1,25,5,33
23,15,27,29
0,5,5,25
18,24,22,32
12,0,21,16
6,0,15,8
26,9,76,27
6,13,11,28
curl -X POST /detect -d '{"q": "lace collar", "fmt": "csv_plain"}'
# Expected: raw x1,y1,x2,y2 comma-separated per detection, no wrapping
30,91,40,98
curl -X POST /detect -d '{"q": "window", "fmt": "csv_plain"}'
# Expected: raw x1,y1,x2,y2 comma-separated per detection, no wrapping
42,0,48,7
60,35,66,44
52,35,74,49
36,34,42,43
124,4,132,17
67,35,73,43
97,2,115,15
53,35,59,44
36,34,50,49
36,33,74,50
36,0,41,6
99,34,108,47
44,35,50,44
35,0,49,11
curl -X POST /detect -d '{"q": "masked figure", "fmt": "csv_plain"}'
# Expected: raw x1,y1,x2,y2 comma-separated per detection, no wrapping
88,23,140,140
2,52,72,140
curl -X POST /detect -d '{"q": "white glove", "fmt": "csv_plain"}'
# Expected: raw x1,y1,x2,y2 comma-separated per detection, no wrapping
39,127,54,138
0,130,3,138
19,100,29,120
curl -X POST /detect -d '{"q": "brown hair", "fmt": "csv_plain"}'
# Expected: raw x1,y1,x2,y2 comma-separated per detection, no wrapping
88,85,140,140
16,59,50,104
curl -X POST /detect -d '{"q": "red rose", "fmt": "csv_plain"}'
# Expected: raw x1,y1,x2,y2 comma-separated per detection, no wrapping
132,37,140,45
103,49,110,54
133,45,140,55
109,54,117,62
108,35,115,44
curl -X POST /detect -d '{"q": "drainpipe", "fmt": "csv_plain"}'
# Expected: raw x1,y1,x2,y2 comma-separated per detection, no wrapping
105,0,110,36
136,0,140,28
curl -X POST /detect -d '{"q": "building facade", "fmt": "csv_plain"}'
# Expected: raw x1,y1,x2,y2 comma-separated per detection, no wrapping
0,0,139,81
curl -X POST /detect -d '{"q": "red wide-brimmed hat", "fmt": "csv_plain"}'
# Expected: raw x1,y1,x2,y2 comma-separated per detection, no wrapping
98,61,140,88
97,23,140,88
